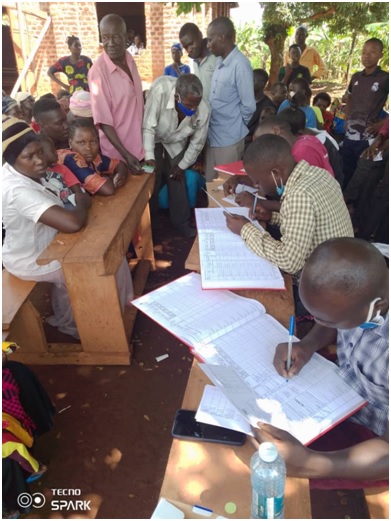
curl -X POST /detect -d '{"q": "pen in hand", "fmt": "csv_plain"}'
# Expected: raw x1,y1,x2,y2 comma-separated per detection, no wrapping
252,194,258,217
286,315,295,381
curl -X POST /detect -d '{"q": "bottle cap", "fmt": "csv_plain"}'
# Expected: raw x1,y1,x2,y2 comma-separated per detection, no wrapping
258,442,278,462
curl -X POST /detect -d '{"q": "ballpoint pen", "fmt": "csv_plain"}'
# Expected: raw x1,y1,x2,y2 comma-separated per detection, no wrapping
286,315,295,381
252,194,257,216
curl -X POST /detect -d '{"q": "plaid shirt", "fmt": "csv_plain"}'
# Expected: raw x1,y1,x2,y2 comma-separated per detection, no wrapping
241,161,353,276
337,313,389,436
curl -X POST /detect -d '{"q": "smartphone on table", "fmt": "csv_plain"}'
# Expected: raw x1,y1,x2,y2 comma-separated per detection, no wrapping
171,409,246,446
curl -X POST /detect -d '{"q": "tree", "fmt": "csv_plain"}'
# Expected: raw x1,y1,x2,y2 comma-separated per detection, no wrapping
261,2,389,84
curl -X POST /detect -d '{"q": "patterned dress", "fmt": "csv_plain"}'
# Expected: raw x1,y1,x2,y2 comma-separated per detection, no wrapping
48,55,93,93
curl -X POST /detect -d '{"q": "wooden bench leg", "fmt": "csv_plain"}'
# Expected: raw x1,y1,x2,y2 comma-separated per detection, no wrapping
135,203,155,270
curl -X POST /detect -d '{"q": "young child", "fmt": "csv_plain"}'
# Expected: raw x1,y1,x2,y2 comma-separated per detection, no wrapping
269,82,288,111
277,78,317,128
259,105,277,123
40,134,82,208
313,92,333,133
58,119,128,196
2,115,91,338
278,44,311,85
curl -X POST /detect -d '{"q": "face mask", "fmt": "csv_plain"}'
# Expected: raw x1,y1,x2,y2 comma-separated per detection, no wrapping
176,95,197,117
359,297,385,329
272,171,285,197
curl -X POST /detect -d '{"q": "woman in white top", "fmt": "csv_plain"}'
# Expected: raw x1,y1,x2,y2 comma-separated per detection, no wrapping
2,115,91,338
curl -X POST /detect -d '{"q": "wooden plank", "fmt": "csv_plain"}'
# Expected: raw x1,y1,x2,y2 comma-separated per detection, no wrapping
185,238,293,330
4,299,48,353
160,362,311,519
36,232,81,266
2,271,37,329
364,487,389,519
10,349,130,366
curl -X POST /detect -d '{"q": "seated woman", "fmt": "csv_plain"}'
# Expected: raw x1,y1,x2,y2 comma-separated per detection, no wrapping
164,43,190,78
58,119,128,196
2,115,91,338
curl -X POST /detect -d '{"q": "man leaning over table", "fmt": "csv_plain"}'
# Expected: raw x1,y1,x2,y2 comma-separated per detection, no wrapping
255,238,389,489
143,74,210,238
88,14,144,174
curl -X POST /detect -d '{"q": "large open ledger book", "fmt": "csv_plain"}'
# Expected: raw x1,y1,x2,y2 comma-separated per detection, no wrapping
132,273,367,445
195,207,285,290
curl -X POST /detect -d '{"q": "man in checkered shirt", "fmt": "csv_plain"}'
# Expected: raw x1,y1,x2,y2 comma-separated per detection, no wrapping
255,238,389,487
225,134,353,280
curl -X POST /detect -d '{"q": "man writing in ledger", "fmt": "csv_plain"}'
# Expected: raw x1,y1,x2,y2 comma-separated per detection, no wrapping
255,238,388,487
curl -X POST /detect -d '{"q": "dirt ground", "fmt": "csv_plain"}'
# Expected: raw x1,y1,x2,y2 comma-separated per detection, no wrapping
21,205,371,520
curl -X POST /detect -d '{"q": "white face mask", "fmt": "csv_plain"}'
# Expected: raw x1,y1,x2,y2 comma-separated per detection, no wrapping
359,297,385,329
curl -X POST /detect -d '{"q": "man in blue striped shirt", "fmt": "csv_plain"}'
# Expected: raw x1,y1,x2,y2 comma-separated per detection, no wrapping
205,17,256,181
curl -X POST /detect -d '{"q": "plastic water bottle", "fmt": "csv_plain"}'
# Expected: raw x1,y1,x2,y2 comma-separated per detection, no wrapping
250,442,286,519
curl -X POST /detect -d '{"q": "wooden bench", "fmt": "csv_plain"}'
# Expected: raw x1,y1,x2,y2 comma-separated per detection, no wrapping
2,270,48,353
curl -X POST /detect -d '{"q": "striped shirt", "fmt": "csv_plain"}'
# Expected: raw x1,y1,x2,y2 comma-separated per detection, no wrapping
240,160,354,276
337,313,389,436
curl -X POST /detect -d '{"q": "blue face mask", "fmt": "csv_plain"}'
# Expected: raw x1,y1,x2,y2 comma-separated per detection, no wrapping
272,171,285,197
359,297,385,329
176,95,197,117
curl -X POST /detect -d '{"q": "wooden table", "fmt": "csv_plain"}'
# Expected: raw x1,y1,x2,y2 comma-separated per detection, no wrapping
160,184,311,517
159,365,311,518
13,174,155,366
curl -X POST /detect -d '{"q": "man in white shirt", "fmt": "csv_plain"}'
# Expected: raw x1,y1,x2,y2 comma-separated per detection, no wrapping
143,74,210,237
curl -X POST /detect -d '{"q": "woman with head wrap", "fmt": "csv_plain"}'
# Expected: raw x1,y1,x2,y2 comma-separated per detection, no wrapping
67,90,94,124
14,92,35,124
47,35,93,93
2,115,91,339
2,96,22,119
164,43,191,78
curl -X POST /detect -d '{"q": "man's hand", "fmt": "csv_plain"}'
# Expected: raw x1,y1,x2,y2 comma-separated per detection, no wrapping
235,191,255,208
113,162,128,188
366,119,385,137
170,165,185,182
253,423,311,477
124,152,144,175
361,134,388,160
223,175,240,196
250,202,273,223
74,192,92,209
145,159,156,169
224,212,250,235
273,341,314,378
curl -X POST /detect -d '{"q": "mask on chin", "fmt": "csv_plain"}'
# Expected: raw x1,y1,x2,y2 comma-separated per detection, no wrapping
176,95,197,117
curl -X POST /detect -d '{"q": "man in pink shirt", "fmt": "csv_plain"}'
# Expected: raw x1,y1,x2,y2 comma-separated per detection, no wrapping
88,14,144,174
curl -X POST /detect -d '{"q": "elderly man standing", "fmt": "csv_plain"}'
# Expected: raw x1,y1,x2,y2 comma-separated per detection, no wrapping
205,16,256,181
143,74,210,238
285,26,327,81
88,14,144,174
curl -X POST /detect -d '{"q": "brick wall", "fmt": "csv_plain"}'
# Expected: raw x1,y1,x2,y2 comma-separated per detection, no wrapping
9,2,231,95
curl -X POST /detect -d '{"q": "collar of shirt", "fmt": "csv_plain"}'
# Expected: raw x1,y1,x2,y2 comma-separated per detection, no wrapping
166,86,176,110
4,162,46,191
103,50,134,74
280,159,308,202
217,45,239,69
194,38,212,66
359,65,383,78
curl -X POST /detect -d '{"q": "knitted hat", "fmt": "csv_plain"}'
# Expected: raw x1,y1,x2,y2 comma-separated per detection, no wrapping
69,90,92,118
2,114,39,165
171,43,183,54
14,92,33,104
2,96,18,115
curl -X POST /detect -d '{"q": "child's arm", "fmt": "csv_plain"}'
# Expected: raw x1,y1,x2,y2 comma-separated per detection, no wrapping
113,161,128,188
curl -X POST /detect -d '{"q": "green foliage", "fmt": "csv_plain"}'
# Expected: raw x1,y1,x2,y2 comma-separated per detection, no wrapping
175,2,204,15
236,22,270,70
